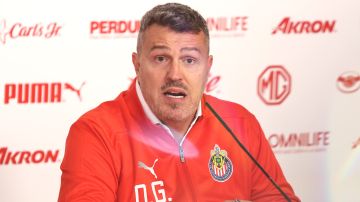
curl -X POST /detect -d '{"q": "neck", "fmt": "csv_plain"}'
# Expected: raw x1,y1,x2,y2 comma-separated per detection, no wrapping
164,117,193,137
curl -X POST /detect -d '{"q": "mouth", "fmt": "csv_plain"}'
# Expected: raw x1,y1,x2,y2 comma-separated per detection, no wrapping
163,88,187,99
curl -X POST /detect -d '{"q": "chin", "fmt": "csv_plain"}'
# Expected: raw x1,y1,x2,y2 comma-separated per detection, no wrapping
163,107,194,121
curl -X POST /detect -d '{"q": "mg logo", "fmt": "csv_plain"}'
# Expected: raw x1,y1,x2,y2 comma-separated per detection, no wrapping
257,65,291,105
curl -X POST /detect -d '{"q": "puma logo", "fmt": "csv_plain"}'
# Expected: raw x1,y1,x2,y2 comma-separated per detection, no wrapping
138,158,158,179
64,81,86,101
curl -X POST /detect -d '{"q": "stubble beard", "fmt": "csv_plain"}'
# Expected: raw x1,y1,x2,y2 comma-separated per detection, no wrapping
155,83,206,123
155,98,198,123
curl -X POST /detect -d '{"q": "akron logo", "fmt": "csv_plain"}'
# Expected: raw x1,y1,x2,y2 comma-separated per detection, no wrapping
208,144,233,182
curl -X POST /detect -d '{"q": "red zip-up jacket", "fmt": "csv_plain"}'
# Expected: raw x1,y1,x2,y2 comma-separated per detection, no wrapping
59,81,300,202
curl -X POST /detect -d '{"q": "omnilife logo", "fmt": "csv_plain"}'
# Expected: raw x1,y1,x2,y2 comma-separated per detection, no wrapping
1,81,86,104
207,16,248,37
0,147,60,165
272,17,336,34
268,131,330,154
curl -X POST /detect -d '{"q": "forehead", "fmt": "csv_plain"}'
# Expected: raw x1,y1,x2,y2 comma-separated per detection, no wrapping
141,24,208,53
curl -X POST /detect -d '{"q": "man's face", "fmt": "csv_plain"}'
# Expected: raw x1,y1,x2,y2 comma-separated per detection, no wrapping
132,24,213,126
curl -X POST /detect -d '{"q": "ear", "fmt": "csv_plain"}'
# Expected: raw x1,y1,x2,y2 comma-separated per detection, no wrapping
207,55,213,73
132,52,140,74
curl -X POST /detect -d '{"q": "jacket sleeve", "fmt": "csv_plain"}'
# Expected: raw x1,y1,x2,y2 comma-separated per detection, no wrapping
58,119,120,202
248,115,301,202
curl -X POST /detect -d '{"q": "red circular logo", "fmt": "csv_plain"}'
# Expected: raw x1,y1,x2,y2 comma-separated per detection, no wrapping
257,65,291,105
336,71,360,93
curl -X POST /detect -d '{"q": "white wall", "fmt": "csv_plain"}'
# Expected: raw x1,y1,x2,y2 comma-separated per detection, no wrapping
0,0,359,201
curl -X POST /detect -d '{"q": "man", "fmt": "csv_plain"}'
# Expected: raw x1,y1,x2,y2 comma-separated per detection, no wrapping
59,3,300,202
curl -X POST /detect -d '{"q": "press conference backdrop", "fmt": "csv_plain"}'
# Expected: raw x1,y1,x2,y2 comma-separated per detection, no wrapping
0,0,359,201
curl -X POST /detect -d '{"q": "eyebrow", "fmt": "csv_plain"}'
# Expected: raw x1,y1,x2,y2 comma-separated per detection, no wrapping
180,47,201,54
150,45,201,54
150,45,170,52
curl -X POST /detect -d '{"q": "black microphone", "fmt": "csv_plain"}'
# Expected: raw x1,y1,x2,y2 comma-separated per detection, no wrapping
205,102,291,202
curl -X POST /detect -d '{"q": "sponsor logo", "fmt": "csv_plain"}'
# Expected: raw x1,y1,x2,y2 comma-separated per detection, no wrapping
138,159,159,179
205,73,222,94
90,20,140,38
90,16,248,38
0,19,62,44
0,147,60,165
258,65,291,105
2,81,85,104
207,16,248,37
268,131,330,153
352,137,360,149
337,71,360,93
135,159,171,201
208,144,233,182
272,17,336,34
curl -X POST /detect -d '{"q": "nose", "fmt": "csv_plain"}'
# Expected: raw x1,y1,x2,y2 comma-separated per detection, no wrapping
166,60,183,81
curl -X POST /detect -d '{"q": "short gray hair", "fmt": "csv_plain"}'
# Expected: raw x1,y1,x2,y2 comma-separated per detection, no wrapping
137,3,209,53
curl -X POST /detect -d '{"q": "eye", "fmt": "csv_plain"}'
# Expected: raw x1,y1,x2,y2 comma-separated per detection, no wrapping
155,56,168,63
183,57,197,65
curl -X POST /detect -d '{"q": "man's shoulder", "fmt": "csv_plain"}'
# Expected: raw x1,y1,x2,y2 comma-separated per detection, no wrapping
75,92,128,128
204,94,255,119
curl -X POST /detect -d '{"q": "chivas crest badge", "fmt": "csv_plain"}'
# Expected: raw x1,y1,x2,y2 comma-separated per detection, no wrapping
208,144,233,182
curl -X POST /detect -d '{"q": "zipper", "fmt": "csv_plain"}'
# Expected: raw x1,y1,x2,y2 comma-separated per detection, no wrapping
178,141,197,201
179,145,185,163
180,156,197,201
